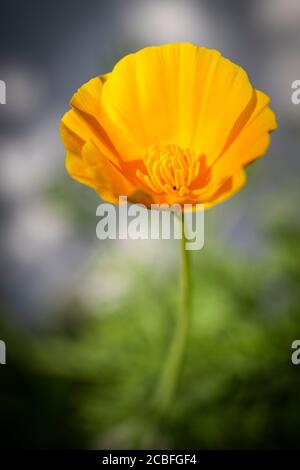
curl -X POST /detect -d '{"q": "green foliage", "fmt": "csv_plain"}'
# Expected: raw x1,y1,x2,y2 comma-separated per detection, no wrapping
1,224,300,449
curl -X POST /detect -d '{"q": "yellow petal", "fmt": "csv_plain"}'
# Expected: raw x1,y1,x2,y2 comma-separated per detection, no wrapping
81,141,134,203
61,75,121,167
212,90,277,180
65,151,95,189
61,121,95,187
202,168,247,209
71,74,110,116
101,43,255,163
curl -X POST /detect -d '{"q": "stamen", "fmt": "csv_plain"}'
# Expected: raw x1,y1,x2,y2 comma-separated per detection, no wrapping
137,143,203,197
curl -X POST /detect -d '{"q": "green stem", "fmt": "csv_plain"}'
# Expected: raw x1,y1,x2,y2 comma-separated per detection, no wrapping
154,212,192,417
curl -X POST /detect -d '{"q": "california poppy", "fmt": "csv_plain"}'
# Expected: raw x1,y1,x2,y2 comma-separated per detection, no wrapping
60,43,277,422
61,43,276,210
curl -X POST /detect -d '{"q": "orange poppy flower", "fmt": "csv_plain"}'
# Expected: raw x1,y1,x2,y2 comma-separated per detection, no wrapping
60,43,277,209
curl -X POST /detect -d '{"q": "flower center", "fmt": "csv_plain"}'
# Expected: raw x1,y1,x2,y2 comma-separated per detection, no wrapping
136,143,201,196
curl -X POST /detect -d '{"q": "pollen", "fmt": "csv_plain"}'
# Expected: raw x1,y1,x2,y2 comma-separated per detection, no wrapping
136,143,202,196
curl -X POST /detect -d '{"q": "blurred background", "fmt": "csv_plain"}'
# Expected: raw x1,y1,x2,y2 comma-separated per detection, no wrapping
0,0,300,449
